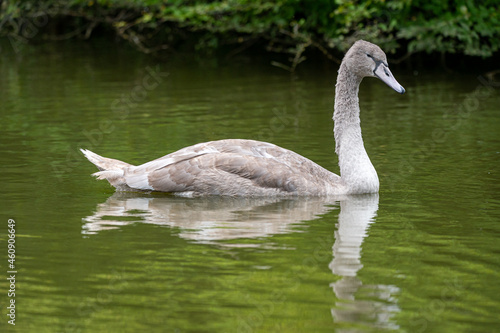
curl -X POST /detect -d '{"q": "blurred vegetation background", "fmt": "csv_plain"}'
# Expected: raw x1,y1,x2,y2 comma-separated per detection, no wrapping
1,0,499,68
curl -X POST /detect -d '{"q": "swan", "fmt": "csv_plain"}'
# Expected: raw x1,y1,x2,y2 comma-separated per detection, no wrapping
81,40,405,196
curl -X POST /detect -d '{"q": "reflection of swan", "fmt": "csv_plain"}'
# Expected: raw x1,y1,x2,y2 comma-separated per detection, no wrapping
330,194,400,331
83,192,400,328
81,40,404,196
82,192,337,245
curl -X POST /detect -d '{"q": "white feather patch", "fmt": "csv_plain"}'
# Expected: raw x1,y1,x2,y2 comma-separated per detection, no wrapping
126,172,154,191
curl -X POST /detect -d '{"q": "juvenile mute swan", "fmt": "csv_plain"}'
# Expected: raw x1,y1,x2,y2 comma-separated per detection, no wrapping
81,40,405,196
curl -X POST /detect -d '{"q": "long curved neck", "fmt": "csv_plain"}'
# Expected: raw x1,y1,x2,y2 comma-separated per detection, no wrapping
333,63,379,194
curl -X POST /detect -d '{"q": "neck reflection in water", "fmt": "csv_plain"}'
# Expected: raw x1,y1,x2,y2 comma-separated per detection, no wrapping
330,194,400,331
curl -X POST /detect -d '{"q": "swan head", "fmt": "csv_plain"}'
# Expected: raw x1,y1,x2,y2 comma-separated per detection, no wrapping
344,40,405,94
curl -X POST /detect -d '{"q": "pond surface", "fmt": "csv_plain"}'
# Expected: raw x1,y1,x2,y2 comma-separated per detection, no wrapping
1,39,499,333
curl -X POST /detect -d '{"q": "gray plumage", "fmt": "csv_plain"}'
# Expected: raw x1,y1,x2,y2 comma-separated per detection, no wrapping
81,40,405,197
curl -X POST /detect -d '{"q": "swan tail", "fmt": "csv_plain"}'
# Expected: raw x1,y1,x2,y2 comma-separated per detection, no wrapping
80,149,134,190
80,149,132,171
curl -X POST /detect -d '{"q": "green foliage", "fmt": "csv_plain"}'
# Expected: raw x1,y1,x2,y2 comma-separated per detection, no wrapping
396,0,500,57
1,0,499,60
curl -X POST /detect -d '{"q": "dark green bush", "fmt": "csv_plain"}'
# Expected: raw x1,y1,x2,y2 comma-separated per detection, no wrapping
1,0,499,62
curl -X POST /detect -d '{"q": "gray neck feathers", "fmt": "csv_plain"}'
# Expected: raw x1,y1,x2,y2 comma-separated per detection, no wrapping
332,62,379,193
333,62,363,153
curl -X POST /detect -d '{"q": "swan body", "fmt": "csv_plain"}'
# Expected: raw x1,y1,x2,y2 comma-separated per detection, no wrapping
82,40,405,197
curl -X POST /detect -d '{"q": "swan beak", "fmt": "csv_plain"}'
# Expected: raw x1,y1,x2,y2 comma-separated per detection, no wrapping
374,64,405,94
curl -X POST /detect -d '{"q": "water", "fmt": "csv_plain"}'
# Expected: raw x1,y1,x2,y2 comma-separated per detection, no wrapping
1,39,499,332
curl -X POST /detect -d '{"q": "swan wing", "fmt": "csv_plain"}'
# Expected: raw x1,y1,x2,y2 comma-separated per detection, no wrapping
124,139,340,195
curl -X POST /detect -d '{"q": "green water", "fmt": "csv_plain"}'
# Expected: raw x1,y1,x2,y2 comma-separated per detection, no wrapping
1,40,499,333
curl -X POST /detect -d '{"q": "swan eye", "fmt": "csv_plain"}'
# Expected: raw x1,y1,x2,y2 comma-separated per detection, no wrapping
366,54,373,59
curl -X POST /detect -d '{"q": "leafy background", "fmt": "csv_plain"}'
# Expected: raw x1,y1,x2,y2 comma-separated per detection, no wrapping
1,0,499,64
